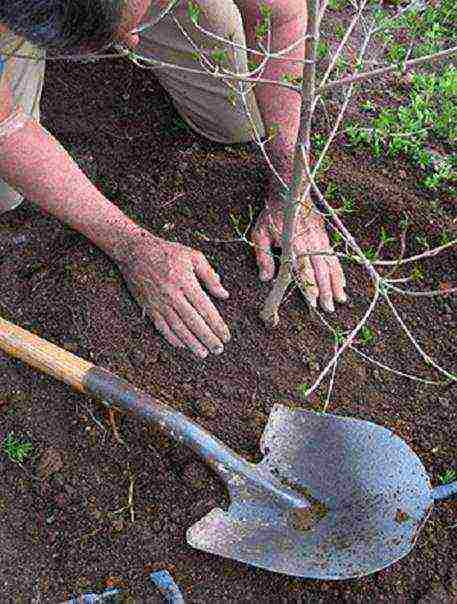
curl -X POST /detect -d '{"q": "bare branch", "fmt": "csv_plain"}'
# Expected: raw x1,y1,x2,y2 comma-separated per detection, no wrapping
320,45,457,93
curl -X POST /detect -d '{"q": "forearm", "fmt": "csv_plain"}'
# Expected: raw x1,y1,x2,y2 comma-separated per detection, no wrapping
0,108,143,260
242,1,308,186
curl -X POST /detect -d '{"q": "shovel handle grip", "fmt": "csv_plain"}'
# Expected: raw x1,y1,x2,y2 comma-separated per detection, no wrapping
0,316,93,393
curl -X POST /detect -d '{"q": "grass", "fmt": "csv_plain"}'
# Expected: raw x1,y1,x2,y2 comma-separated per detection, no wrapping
2,432,34,464
438,469,457,485
346,65,457,192
377,0,456,61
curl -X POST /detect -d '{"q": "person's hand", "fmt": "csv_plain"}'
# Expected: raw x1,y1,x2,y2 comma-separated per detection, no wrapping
250,202,347,312
115,229,231,359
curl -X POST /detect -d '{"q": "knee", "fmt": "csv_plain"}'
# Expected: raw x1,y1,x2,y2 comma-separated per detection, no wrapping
236,0,306,25
194,0,245,38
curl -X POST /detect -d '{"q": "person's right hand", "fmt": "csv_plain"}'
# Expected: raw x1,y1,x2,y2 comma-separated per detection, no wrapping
114,229,231,359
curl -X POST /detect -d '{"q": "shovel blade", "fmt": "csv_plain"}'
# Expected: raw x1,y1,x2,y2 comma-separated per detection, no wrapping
187,406,432,579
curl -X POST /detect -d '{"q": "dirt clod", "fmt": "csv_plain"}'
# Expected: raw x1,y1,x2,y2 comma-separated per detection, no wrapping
182,463,213,489
37,448,64,481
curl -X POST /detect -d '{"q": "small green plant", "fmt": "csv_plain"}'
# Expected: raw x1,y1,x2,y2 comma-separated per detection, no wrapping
340,195,356,214
346,65,457,191
317,40,329,60
2,432,34,464
334,326,346,346
255,2,273,40
331,230,343,245
363,246,378,261
325,182,339,200
327,0,348,9
361,99,377,113
440,231,452,246
415,234,430,249
359,326,376,345
410,265,425,282
297,383,310,399
379,226,395,246
334,24,346,41
438,469,457,484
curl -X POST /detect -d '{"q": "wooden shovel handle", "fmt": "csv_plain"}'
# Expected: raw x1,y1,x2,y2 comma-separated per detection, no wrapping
0,316,93,393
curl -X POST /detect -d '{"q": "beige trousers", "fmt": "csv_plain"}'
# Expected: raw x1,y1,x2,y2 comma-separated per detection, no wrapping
0,0,265,213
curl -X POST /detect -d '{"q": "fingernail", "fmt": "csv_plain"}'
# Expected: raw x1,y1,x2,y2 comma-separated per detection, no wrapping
337,292,347,303
212,345,224,355
223,332,231,343
324,300,335,312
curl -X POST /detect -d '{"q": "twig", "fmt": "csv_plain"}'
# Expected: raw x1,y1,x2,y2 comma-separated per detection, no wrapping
323,342,339,413
373,240,457,266
259,0,319,328
320,45,457,93
127,463,136,524
304,281,381,398
107,408,125,445
384,292,456,381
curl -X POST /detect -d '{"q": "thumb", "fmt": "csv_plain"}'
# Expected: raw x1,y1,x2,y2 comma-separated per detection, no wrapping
251,226,275,281
122,32,140,49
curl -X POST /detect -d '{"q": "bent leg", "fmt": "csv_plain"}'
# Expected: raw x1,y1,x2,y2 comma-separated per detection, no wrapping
135,0,265,144
0,37,46,213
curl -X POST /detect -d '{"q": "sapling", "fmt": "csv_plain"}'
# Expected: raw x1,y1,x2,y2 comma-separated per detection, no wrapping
7,0,457,399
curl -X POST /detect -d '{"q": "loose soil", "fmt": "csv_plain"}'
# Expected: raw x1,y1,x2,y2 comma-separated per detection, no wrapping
0,6,456,603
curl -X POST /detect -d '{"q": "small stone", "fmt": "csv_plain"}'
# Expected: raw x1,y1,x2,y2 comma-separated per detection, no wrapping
112,518,124,532
38,448,64,480
193,398,218,419
150,519,164,533
128,349,146,368
437,397,451,408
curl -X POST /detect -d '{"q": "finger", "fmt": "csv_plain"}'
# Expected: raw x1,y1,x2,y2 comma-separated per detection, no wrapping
327,256,347,303
161,305,211,359
296,254,319,308
151,311,186,349
312,256,335,312
184,284,231,344
193,252,230,299
171,294,226,356
122,32,140,49
251,226,275,281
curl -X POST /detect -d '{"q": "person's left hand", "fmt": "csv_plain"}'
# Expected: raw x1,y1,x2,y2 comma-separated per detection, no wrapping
250,201,347,312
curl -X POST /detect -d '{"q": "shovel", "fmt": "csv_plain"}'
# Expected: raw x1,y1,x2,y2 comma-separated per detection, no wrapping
0,316,450,580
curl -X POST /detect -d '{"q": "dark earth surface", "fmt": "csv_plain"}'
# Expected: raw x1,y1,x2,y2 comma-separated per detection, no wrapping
1,7,456,603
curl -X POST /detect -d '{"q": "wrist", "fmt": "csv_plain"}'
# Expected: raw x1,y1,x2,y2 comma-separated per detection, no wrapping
110,224,163,265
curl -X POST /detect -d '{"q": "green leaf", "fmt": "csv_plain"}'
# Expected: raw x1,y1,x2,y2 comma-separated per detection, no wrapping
211,48,229,65
227,89,237,108
259,2,273,19
267,123,280,139
187,0,201,26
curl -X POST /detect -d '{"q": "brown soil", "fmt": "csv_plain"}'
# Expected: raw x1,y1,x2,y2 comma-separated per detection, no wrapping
1,6,456,603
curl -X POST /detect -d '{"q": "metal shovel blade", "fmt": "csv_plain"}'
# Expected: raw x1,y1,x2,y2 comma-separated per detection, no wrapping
187,405,433,579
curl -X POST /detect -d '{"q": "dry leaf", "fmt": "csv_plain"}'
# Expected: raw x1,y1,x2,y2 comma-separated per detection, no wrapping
38,448,64,480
